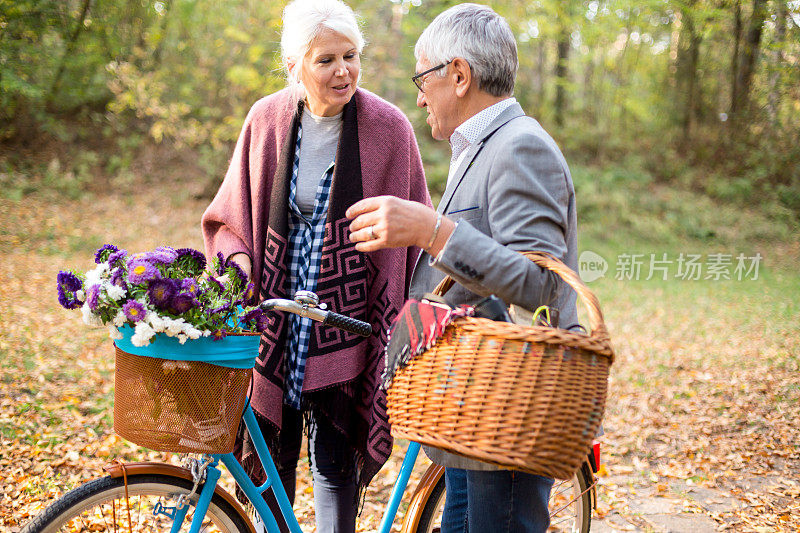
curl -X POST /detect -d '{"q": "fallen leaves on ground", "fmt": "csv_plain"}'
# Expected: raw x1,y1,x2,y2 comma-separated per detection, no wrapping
1,188,798,531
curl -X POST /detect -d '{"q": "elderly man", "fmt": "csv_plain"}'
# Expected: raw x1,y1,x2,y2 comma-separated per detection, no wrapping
346,4,578,532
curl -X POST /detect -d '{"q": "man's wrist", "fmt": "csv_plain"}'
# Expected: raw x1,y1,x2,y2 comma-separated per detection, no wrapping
424,212,443,250
425,216,456,257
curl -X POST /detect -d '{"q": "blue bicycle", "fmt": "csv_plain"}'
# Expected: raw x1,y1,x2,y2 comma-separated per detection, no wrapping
22,292,596,533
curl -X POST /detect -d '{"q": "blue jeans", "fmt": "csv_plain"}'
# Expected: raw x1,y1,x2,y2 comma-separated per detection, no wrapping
264,405,357,533
442,467,554,533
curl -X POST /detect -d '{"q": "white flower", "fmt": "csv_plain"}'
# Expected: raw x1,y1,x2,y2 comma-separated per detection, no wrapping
156,316,176,336
131,321,155,347
177,334,188,344
81,303,103,327
112,309,127,327
202,330,211,337
166,318,186,336
185,326,202,340
76,290,86,300
105,283,126,301
84,263,110,287
108,325,123,340
146,310,166,333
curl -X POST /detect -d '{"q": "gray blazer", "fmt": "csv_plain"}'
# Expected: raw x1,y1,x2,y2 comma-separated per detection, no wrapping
408,103,579,470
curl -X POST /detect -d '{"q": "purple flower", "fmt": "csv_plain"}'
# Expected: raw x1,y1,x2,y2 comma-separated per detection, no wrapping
57,290,82,309
180,278,200,295
206,276,226,292
144,247,178,265
225,259,249,286
215,252,226,275
110,268,127,289
208,302,231,315
86,284,101,311
94,244,119,264
211,329,228,341
241,308,270,332
57,271,83,292
123,300,146,322
157,246,178,256
147,278,177,309
243,282,256,302
175,248,207,274
255,313,271,331
107,249,128,267
56,271,84,309
169,293,197,314
127,260,161,284
240,308,263,325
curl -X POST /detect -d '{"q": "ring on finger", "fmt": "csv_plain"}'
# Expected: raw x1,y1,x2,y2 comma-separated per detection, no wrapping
369,225,376,240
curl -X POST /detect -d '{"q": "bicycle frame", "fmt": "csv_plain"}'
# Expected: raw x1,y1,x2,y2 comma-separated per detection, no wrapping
97,289,598,532
162,403,420,533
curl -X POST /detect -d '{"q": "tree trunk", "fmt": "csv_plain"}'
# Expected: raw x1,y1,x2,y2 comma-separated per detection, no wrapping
46,0,93,108
731,0,768,118
554,28,569,127
383,3,404,105
767,1,787,121
583,54,596,127
730,0,742,115
675,4,702,142
534,39,546,118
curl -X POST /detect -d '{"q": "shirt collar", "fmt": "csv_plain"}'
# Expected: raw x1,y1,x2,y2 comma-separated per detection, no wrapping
449,97,517,161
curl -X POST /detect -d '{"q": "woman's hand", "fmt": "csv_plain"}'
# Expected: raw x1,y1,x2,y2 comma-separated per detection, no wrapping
346,196,454,255
227,253,253,281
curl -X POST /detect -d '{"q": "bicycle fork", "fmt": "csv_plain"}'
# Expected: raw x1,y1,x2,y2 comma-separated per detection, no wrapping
148,455,223,533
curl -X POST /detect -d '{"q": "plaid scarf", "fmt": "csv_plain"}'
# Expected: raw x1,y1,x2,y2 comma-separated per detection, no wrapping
284,121,336,409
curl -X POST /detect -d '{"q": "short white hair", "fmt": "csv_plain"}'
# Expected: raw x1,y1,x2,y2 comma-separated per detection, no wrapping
415,3,518,97
281,0,364,97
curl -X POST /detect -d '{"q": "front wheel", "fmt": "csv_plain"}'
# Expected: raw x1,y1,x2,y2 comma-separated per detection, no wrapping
413,465,593,533
21,473,250,533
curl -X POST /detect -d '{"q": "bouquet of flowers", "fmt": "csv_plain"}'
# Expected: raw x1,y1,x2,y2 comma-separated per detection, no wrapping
57,244,267,347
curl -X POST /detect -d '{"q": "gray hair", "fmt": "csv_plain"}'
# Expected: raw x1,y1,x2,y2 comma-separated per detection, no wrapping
281,0,365,96
414,3,517,97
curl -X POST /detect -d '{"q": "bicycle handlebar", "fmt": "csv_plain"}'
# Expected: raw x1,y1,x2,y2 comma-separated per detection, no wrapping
323,311,373,337
259,297,372,337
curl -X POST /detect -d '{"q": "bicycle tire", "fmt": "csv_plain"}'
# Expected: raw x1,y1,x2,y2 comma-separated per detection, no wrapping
412,466,593,533
21,473,251,533
414,471,447,533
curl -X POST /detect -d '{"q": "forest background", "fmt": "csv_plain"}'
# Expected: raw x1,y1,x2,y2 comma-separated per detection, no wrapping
2,0,800,205
1,0,799,530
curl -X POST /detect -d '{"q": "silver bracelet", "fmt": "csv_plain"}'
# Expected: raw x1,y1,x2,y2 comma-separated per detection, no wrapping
425,212,443,250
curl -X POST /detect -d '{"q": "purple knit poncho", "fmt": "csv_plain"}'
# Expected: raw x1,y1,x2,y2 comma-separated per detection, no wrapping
202,87,431,491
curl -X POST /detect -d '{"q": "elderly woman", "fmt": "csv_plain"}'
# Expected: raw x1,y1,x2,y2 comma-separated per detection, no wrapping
201,0,430,530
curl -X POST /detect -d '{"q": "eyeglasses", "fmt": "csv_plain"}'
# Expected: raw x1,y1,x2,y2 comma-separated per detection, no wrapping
411,60,452,92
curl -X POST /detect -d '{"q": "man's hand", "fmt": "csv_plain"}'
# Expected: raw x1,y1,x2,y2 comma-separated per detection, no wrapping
346,196,454,255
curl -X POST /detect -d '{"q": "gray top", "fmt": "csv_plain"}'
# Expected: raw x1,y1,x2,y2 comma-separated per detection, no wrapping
297,109,342,215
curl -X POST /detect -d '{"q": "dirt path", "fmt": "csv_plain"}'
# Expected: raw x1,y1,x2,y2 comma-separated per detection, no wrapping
592,469,798,532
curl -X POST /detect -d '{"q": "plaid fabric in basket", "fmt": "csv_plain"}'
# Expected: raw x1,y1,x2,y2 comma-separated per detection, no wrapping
381,299,473,388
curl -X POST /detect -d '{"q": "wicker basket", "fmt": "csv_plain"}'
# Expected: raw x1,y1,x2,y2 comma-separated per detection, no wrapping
113,343,253,454
386,252,614,480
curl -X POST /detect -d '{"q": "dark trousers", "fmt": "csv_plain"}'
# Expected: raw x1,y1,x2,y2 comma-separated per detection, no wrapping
263,404,358,533
441,467,554,533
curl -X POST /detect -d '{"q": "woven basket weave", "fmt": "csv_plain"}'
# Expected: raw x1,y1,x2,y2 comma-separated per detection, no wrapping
386,252,614,479
113,345,252,454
